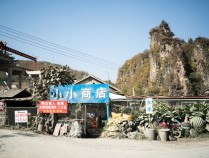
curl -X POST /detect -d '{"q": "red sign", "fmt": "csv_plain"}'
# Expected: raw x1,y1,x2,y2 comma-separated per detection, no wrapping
15,110,28,123
38,100,68,113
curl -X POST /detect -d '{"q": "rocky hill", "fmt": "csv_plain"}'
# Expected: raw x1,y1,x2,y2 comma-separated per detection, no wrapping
116,21,209,96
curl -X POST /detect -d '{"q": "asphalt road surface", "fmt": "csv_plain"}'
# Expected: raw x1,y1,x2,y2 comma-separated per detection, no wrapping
0,129,209,158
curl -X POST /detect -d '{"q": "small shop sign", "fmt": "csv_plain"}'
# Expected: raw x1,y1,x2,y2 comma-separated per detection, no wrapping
15,110,28,123
145,98,153,114
38,100,68,113
50,84,109,103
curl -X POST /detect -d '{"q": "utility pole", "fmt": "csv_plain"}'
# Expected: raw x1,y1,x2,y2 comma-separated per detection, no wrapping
105,71,110,84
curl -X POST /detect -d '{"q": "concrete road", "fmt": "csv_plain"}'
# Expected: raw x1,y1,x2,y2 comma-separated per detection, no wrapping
0,129,209,158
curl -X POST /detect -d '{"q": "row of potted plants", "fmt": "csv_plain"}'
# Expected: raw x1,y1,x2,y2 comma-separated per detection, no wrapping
111,101,209,141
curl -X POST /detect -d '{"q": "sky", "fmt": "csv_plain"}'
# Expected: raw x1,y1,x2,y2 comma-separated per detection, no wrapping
0,0,209,82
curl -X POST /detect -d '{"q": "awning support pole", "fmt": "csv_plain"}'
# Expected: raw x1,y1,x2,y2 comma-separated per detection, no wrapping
106,103,110,120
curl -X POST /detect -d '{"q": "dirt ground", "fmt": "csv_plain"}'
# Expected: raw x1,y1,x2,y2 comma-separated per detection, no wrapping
0,129,209,158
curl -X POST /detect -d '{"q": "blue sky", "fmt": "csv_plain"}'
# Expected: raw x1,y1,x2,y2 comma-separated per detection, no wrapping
0,0,209,82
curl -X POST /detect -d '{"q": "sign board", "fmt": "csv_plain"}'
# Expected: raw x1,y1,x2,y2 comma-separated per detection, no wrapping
50,84,109,103
145,98,153,114
38,100,68,113
15,110,28,123
53,123,62,136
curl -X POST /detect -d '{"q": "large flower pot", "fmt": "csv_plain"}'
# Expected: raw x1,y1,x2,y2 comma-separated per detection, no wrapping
145,128,157,140
159,129,170,141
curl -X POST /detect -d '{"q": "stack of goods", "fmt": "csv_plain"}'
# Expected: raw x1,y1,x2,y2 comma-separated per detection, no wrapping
68,121,83,138
101,112,143,139
53,118,84,138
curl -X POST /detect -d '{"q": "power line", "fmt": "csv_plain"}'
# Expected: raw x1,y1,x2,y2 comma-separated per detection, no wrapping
0,25,121,67
0,32,118,70
0,27,120,70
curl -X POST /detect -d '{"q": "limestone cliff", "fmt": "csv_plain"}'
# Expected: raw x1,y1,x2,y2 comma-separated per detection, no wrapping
116,21,209,96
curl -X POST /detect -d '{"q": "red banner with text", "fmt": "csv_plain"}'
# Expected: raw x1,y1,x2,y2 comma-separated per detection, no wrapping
38,100,68,113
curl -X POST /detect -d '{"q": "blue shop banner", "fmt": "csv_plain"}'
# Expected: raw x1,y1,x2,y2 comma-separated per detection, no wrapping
50,84,109,103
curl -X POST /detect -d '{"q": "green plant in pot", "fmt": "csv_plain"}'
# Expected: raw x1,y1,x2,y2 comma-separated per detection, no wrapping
189,103,209,133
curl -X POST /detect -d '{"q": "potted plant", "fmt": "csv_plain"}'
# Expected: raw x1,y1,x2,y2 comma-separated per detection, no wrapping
136,111,157,140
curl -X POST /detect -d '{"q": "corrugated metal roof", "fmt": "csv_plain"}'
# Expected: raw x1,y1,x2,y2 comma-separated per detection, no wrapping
110,93,126,101
0,89,31,98
125,95,209,101
0,96,33,101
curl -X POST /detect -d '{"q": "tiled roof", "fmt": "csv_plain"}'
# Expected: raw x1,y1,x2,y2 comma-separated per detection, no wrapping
74,74,120,92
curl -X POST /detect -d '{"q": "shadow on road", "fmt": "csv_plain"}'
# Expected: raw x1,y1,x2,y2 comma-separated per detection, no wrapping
14,131,40,137
0,131,40,138
0,134,15,138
